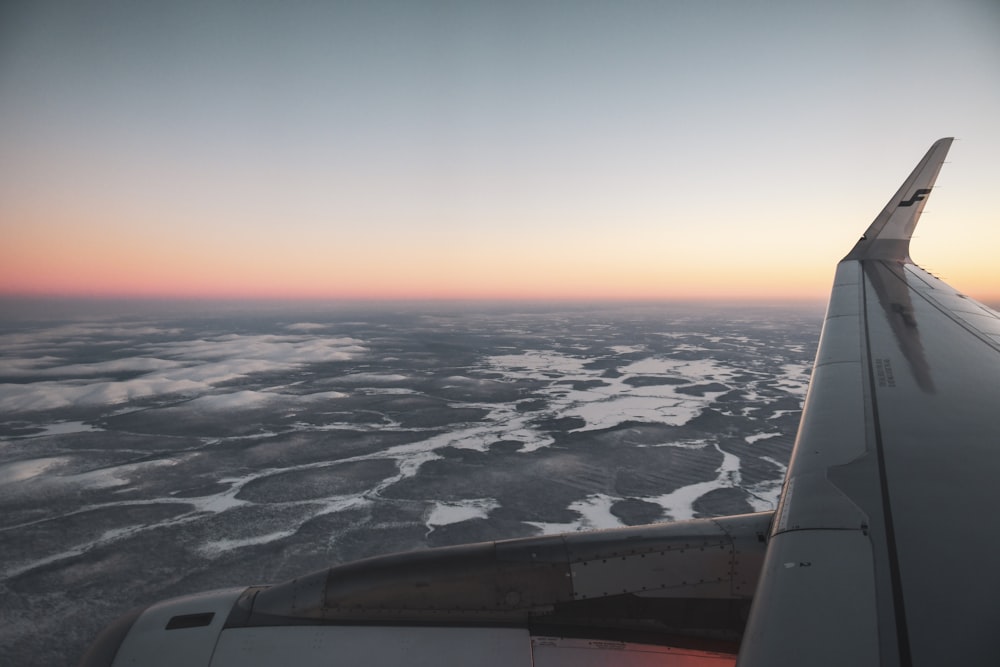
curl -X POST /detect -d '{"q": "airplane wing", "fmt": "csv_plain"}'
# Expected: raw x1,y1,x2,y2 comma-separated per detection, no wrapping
740,137,1000,666
81,139,999,666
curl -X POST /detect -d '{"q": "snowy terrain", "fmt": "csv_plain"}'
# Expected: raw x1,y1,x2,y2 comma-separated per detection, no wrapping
0,300,820,665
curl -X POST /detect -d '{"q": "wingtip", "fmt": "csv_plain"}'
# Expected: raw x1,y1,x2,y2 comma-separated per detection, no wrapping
844,139,953,262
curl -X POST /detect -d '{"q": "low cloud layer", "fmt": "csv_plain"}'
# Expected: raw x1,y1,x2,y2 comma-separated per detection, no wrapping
0,328,366,413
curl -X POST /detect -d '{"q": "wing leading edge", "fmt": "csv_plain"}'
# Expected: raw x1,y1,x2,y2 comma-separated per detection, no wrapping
740,138,1000,667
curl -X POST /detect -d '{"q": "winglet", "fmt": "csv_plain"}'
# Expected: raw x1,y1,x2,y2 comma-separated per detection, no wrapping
844,137,953,262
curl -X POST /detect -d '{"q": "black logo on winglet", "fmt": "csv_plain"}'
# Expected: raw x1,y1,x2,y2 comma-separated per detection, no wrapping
899,188,931,207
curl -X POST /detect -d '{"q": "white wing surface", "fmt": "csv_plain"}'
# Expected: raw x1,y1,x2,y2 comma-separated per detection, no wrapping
740,138,1000,667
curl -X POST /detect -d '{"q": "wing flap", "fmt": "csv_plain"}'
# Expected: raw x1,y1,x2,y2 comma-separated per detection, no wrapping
736,531,879,666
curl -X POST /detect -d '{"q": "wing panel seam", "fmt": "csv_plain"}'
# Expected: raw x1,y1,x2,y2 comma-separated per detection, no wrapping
861,262,912,667
894,262,1000,353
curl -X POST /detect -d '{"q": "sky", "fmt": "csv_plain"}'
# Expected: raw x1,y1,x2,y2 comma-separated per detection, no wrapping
2,0,999,303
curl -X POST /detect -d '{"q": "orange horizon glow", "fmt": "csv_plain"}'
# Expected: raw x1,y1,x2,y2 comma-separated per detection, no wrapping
5,179,999,308
5,223,999,305
1,209,829,303
4,259,999,306
0,242,834,303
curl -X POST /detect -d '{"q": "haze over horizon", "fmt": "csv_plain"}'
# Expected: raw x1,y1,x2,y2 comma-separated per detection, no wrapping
2,2,999,304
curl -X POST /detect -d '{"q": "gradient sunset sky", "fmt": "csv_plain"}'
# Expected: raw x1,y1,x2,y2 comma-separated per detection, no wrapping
2,1,999,303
